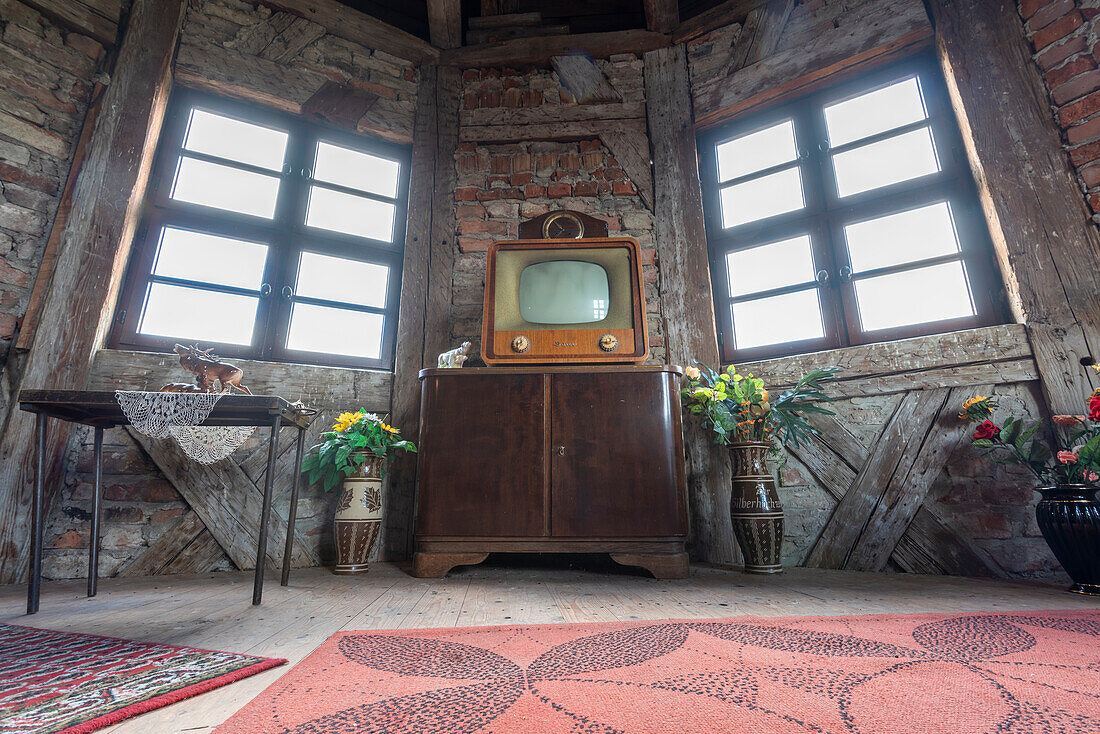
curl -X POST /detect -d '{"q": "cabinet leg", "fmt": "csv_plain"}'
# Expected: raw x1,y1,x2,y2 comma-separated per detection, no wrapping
610,552,689,579
413,552,489,578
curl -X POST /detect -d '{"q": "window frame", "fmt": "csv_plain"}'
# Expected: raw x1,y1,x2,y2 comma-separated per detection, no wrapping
698,54,1004,364
111,88,411,371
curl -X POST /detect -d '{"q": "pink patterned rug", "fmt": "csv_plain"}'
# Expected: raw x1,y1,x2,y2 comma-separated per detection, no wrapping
217,609,1100,733
0,624,284,733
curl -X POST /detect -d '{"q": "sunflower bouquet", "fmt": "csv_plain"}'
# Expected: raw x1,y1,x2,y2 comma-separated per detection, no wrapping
681,363,840,447
959,380,1100,486
300,410,416,491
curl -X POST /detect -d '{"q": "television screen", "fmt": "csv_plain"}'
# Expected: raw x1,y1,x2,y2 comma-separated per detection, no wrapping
518,260,610,324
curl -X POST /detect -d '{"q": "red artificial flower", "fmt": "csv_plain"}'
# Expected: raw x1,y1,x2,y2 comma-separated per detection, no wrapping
972,420,1000,441
1057,450,1079,465
1089,395,1100,422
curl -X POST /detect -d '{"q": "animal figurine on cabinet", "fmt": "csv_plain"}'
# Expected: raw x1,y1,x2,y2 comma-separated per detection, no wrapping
159,344,252,394
438,341,472,369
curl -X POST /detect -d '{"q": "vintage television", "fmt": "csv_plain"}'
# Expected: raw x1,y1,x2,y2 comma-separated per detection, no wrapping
481,236,649,365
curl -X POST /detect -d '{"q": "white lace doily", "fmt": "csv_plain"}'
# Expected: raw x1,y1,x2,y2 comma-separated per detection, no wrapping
115,391,255,464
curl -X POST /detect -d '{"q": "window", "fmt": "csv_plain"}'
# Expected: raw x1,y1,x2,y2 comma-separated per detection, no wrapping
112,90,410,369
699,57,1003,363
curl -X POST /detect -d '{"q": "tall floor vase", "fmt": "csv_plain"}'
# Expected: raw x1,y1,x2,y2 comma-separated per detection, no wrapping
1034,485,1100,595
728,441,784,574
333,453,384,575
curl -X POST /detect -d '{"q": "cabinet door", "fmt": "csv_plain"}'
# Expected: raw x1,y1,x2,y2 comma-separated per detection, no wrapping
550,372,687,537
417,374,548,537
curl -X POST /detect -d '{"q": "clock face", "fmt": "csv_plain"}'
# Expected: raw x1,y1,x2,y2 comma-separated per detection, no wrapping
542,212,584,239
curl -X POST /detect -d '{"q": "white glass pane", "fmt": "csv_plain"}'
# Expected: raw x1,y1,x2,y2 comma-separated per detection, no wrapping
139,283,257,345
286,303,383,359
844,202,960,273
297,252,388,308
720,167,804,229
172,157,281,219
153,227,268,290
184,108,288,171
854,261,974,331
305,186,396,241
832,127,939,197
314,141,400,198
726,235,815,297
716,120,798,182
731,289,824,350
824,77,927,147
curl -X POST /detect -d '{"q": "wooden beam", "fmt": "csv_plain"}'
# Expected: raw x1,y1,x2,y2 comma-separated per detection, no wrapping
118,510,225,576
789,412,998,577
386,64,439,561
693,0,932,129
643,0,679,34
804,389,954,570
801,359,1038,401
461,102,645,128
442,29,670,67
428,0,463,49
552,54,623,104
255,0,438,63
18,0,118,47
600,128,654,211
644,44,733,565
740,324,1033,390
86,349,392,412
128,429,320,571
723,0,794,74
928,0,1100,412
0,0,186,585
672,0,762,44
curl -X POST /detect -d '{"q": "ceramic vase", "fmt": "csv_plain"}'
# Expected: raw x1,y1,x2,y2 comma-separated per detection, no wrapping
1034,484,1099,595
333,452,384,575
728,441,784,574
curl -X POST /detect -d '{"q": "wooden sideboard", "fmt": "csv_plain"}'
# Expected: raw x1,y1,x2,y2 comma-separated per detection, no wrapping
413,365,689,578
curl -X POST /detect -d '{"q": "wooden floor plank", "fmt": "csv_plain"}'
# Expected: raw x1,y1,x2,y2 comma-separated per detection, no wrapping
1,563,1096,733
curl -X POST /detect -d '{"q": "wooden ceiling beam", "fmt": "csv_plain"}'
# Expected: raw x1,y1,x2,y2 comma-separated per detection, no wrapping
671,0,765,45
441,29,669,67
643,0,679,34
255,0,438,63
427,0,463,49
17,0,118,47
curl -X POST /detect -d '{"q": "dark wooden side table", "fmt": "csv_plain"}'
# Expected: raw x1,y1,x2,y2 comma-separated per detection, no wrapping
18,390,317,614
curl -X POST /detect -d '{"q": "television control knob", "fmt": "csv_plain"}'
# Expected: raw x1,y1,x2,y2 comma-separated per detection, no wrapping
598,333,619,352
511,335,530,353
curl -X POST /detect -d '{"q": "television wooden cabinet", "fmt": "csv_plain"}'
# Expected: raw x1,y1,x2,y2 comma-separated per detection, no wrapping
412,365,689,578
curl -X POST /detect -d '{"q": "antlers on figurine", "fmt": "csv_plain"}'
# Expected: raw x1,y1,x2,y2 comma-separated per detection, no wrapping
160,344,252,395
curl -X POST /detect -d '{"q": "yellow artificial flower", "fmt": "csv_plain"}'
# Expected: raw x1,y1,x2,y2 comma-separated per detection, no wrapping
761,388,769,402
380,422,399,434
958,395,995,421
332,411,361,433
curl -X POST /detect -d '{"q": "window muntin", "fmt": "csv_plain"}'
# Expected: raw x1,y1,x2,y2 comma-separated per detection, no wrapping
700,57,1002,362
113,90,409,370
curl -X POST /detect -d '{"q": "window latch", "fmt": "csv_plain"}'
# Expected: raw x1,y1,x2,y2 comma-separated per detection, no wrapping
815,269,829,285
281,285,294,301
259,283,272,298
839,266,852,283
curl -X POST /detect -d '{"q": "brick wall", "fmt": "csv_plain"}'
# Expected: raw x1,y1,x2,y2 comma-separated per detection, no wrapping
0,1,102,372
1019,0,1100,221
451,61,665,364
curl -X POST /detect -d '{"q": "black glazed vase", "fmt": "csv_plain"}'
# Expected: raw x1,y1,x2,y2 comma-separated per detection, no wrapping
1034,485,1100,595
728,441,784,574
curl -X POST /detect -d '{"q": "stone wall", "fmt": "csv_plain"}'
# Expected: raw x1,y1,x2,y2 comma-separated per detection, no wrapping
450,59,665,365
0,0,103,398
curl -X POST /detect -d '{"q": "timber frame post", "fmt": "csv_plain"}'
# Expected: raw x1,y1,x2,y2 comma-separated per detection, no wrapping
927,0,1100,413
0,0,186,584
644,44,736,565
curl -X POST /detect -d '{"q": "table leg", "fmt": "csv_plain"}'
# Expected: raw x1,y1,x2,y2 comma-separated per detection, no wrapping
253,414,282,605
27,413,46,615
282,427,306,587
88,427,103,597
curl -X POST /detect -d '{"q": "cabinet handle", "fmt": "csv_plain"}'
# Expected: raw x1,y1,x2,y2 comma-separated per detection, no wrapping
557,446,566,456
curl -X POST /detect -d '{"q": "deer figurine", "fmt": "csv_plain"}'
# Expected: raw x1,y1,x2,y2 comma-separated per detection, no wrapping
163,344,253,395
